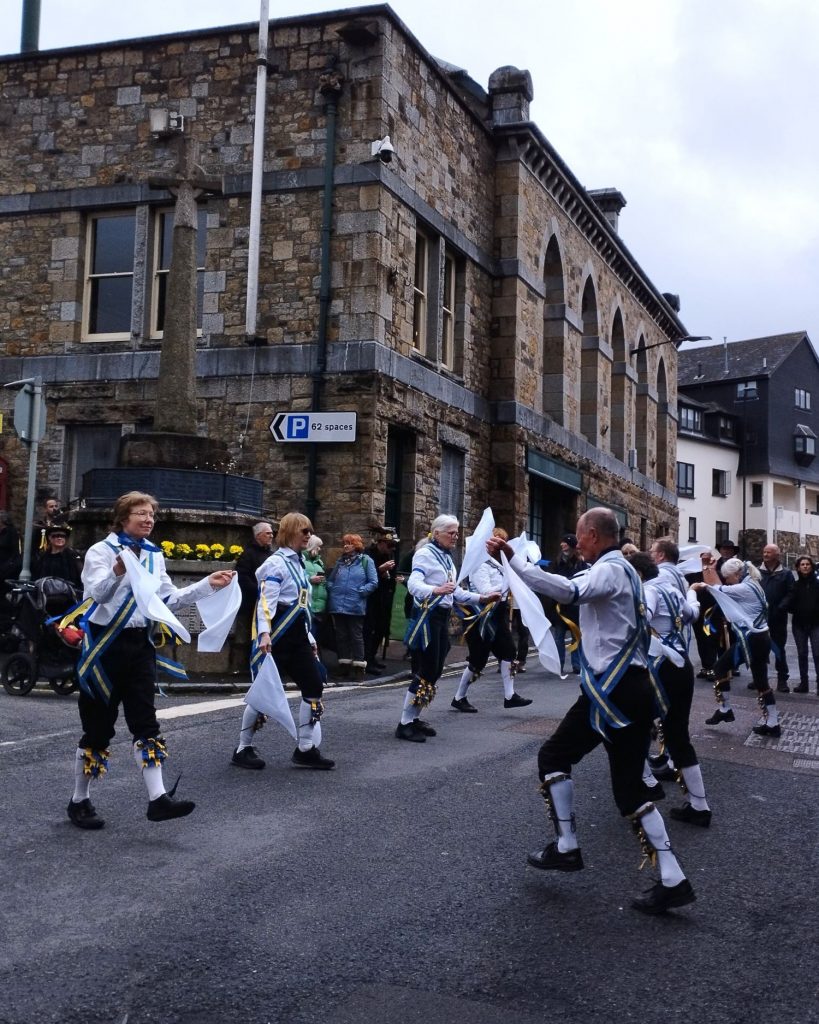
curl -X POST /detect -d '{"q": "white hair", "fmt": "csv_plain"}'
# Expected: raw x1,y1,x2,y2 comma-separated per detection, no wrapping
722,558,761,582
253,521,273,537
430,514,459,536
305,534,323,555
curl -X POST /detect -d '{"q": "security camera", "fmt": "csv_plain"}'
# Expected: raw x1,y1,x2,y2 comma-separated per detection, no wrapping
371,135,395,164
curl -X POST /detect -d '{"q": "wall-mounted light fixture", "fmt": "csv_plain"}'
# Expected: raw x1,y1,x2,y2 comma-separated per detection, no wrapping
149,108,185,138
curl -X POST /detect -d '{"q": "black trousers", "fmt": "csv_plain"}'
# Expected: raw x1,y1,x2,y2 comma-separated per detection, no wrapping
78,627,159,749
714,630,771,693
538,666,657,817
511,609,530,663
769,618,789,681
657,657,698,769
271,619,324,700
410,607,450,685
465,602,516,672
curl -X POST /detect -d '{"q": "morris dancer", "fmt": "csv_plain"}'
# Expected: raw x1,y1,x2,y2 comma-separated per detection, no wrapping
396,514,499,742
693,552,778,737
488,509,695,915
645,539,712,827
451,527,531,712
67,491,235,830
231,512,334,770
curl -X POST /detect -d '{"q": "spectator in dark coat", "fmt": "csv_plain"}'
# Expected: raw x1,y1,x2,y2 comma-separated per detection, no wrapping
548,534,589,674
229,521,274,672
32,525,82,591
790,555,819,694
364,528,399,673
759,543,794,692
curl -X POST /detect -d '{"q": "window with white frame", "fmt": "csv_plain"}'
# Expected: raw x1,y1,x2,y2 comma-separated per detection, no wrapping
63,423,122,502
412,229,429,352
736,380,758,400
795,387,811,410
688,517,697,542
712,468,731,497
715,521,730,545
676,461,694,498
151,208,208,337
84,212,137,339
751,482,763,506
679,406,702,432
441,252,456,369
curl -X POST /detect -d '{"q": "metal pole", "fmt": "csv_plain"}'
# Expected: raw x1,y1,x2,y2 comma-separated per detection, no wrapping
18,379,43,581
20,0,41,53
245,0,270,339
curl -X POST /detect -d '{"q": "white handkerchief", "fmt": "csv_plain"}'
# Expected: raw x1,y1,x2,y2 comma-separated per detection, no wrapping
457,507,495,584
500,552,564,677
245,654,297,739
648,635,685,668
677,544,713,575
122,550,191,643
508,531,541,564
197,575,242,653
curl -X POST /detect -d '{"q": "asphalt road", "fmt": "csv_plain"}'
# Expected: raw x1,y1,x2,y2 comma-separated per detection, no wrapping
1,659,817,1024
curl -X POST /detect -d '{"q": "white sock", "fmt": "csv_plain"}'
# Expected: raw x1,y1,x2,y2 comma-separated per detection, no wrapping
544,773,579,852
134,743,166,801
721,696,733,711
298,699,316,751
766,704,779,726
72,748,91,803
400,690,420,726
636,805,686,887
642,759,661,789
455,667,473,700
680,764,710,811
665,755,676,770
500,661,515,700
237,703,258,750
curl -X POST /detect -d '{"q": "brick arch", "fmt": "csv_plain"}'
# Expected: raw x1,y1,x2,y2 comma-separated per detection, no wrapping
542,231,571,425
610,306,631,461
579,273,601,445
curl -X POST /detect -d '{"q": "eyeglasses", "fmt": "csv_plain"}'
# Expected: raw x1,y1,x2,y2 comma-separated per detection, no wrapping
130,511,156,519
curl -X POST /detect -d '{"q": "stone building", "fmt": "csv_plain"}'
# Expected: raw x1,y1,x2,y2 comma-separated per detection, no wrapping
0,4,685,556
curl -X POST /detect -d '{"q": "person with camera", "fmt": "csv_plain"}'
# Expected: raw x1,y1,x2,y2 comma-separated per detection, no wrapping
66,491,235,831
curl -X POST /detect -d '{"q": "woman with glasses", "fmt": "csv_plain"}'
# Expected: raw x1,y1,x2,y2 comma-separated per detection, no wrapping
231,512,334,770
66,491,235,831
790,555,819,694
396,514,500,742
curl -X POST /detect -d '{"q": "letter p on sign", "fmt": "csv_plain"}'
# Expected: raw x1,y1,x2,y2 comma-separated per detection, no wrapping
287,415,309,439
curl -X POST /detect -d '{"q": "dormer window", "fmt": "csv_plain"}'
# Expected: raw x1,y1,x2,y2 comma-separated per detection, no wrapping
794,424,816,465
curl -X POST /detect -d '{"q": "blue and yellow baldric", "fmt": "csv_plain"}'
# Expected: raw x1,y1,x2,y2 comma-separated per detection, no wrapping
404,543,454,651
578,554,667,738
728,579,768,667
252,552,311,677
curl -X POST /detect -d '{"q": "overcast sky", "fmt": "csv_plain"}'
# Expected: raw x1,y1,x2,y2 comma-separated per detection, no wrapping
3,0,818,354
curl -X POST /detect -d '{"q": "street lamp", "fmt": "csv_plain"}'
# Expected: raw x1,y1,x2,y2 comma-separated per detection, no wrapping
628,335,711,356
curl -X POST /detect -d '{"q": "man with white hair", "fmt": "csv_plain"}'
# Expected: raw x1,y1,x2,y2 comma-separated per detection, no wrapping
488,508,695,915
230,521,274,673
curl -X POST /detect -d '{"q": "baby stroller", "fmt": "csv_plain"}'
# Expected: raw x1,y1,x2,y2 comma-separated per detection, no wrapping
0,577,82,696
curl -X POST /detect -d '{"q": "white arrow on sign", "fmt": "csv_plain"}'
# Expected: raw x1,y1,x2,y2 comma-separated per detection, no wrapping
269,412,357,443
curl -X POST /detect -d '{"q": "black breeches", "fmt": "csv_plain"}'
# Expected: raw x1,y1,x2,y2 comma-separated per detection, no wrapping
410,607,451,684
272,624,324,700
714,630,771,692
658,657,698,769
78,628,159,749
465,603,516,672
537,666,657,817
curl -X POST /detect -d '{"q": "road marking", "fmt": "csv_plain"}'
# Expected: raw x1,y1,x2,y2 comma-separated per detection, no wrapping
0,730,74,747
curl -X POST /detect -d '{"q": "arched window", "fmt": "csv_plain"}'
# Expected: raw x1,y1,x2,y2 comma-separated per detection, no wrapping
634,335,650,474
610,308,631,461
542,234,569,424
580,277,600,444
656,358,670,486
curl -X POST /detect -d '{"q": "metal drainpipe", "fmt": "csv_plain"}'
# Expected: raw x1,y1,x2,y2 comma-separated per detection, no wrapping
305,67,343,525
21,0,41,52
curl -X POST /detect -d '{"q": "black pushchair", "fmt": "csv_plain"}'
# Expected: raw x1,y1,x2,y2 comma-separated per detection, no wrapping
0,577,82,696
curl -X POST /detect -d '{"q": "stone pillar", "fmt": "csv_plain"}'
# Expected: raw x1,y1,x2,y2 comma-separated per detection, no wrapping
488,66,533,125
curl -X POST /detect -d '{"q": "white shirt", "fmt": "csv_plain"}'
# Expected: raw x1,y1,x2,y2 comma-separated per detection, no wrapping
472,558,509,599
407,542,481,608
510,547,647,673
645,563,699,652
255,547,315,642
82,533,214,627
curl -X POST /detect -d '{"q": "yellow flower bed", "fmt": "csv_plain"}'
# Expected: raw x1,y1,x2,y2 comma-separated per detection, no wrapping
160,541,243,561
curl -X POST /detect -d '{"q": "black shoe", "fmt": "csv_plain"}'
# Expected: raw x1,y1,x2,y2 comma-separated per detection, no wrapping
752,723,781,738
793,682,809,693
652,765,677,782
705,708,735,725
696,670,712,680
504,693,533,709
292,746,336,769
395,722,426,742
413,719,437,737
732,670,741,677
645,783,665,800
776,683,790,693
67,798,105,831
527,841,584,872
231,745,265,770
147,794,196,822
451,697,478,713
670,802,712,828
648,752,669,770
631,878,696,915
747,681,757,690
371,661,387,671
516,664,527,673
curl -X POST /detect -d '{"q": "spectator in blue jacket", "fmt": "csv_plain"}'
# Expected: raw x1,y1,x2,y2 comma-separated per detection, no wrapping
326,533,378,682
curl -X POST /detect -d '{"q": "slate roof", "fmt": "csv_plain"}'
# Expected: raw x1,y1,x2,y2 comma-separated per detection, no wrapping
677,332,810,386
